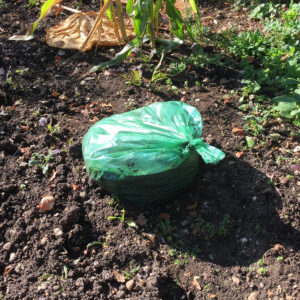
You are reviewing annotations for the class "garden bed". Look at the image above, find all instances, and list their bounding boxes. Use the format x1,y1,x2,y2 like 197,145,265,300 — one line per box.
0,1,300,299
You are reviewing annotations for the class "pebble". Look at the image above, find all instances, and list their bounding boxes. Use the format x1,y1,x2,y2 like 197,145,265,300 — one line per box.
9,252,16,262
293,145,300,152
37,282,48,291
40,236,48,246
58,50,65,56
126,279,135,291
248,291,259,300
232,275,240,285
14,262,24,273
79,191,86,199
240,237,248,244
3,242,12,251
53,227,63,237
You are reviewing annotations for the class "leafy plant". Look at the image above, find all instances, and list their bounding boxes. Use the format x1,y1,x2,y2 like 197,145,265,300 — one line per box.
24,0,201,69
123,69,143,86
28,152,53,175
272,94,300,120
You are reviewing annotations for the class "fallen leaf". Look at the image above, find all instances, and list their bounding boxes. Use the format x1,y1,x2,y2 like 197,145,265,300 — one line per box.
37,194,55,212
232,127,244,136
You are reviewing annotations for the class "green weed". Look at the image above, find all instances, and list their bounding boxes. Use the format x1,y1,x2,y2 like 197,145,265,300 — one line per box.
28,151,53,175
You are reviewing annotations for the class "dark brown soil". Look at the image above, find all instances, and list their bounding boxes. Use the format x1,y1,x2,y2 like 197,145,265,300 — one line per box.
1,1,300,300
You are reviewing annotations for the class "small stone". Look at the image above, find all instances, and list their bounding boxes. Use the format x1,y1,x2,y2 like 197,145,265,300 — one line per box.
75,277,85,288
40,236,48,246
53,227,63,237
37,282,48,291
240,237,248,244
293,145,300,152
115,290,125,299
9,252,16,262
58,50,65,56
38,117,48,127
79,191,86,198
37,195,55,212
14,263,24,273
248,291,259,300
53,285,60,291
126,279,135,291
3,242,12,251
232,275,240,285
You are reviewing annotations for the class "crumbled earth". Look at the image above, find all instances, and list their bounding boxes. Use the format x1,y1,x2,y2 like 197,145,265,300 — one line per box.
1,1,300,300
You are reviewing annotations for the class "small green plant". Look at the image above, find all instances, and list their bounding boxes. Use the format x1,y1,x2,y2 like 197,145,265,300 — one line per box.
107,208,126,222
28,152,53,175
123,263,140,280
257,266,268,276
123,69,143,86
27,0,41,7
47,123,61,135
256,258,268,276
107,209,137,228
27,0,201,71
276,256,284,262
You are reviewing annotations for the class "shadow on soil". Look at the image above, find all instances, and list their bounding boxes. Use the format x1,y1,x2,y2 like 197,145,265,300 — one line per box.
123,154,300,267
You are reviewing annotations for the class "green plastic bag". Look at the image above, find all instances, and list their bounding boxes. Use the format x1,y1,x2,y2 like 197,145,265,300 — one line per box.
82,101,225,205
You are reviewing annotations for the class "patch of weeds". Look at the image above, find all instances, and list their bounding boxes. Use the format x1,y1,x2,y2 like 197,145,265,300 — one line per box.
0,0,7,8
47,123,61,135
107,209,137,228
151,70,169,84
39,273,53,281
168,249,190,266
257,266,268,276
27,0,41,8
157,219,173,242
211,2,300,124
167,61,187,76
193,214,233,240
123,70,143,86
249,3,281,20
276,256,284,262
107,208,126,222
256,258,268,276
28,151,53,175
123,263,140,280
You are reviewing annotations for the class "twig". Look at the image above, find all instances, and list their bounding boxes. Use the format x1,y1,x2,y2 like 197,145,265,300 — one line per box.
55,4,82,14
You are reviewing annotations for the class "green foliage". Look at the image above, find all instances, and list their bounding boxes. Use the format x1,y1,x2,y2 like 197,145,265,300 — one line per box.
249,3,280,20
273,94,300,120
217,2,300,124
28,152,53,175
